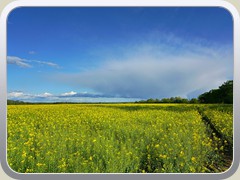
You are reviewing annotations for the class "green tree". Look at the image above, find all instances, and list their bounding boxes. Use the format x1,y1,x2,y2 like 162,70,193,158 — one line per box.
189,98,198,104
198,80,233,104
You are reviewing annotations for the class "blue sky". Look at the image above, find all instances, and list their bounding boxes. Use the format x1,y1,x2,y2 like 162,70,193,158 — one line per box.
7,7,233,102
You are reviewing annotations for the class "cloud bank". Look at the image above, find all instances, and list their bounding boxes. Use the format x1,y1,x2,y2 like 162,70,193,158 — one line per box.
53,36,233,99
7,91,139,102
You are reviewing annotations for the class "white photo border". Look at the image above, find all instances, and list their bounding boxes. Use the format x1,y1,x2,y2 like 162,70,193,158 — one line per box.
0,0,239,179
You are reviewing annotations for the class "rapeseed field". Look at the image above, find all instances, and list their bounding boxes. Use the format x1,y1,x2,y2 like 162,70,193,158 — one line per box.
7,104,233,173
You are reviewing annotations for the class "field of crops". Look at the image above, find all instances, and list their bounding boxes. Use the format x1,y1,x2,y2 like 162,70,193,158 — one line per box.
7,104,233,173
200,105,233,145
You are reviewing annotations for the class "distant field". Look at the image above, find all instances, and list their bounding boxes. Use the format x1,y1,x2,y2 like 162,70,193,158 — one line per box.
7,104,233,173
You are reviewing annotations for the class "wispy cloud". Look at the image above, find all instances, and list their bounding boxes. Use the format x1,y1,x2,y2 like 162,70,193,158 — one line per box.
28,51,36,54
7,56,60,68
52,33,233,99
31,60,59,68
7,56,32,68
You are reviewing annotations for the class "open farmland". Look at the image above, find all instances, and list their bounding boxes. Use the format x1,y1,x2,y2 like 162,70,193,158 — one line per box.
7,104,233,173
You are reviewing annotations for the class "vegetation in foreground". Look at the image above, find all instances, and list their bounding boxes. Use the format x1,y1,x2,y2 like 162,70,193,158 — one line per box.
7,104,233,173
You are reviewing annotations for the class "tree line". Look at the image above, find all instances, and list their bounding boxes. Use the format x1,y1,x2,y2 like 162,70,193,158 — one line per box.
135,80,233,104
7,100,29,105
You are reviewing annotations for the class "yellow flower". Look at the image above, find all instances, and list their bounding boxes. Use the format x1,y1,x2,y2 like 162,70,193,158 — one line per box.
179,151,184,157
159,154,167,159
191,157,196,162
22,151,27,158
36,163,44,167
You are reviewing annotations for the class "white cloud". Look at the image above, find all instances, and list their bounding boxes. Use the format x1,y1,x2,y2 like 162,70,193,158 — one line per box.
8,91,53,100
38,92,53,97
7,56,32,68
53,35,233,99
8,91,24,98
7,56,59,68
61,91,77,96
